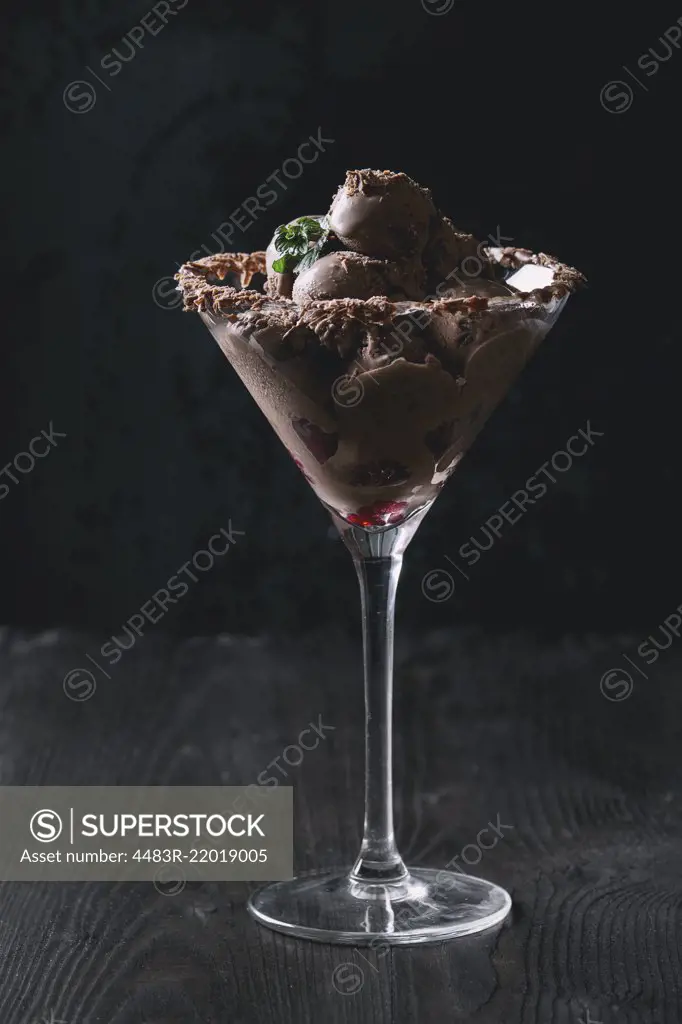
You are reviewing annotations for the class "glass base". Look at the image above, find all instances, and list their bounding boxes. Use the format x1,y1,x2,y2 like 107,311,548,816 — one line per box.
248,868,511,945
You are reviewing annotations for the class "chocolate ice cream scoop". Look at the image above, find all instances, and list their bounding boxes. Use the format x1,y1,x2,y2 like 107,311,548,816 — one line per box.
328,169,435,260
442,278,514,299
176,167,586,529
292,251,426,304
422,216,491,290
265,236,294,298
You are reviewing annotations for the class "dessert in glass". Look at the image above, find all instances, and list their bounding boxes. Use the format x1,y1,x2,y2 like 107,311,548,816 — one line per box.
176,169,585,944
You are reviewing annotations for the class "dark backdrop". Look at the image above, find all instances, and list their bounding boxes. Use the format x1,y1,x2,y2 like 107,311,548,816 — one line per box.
1,0,680,635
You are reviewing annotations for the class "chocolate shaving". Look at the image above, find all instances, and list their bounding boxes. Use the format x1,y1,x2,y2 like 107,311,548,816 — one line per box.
342,168,433,202
176,252,267,311
483,245,586,291
176,235,585,364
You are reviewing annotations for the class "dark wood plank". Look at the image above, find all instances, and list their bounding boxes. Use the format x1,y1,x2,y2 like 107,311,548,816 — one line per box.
0,628,680,1023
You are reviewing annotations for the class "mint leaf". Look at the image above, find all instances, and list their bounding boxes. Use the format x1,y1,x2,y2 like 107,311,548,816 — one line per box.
295,231,335,274
297,216,325,235
295,248,320,274
272,254,300,274
270,216,336,276
275,217,323,253
272,216,324,264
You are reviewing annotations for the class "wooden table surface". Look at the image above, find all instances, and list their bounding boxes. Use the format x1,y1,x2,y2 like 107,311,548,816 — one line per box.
0,627,680,1024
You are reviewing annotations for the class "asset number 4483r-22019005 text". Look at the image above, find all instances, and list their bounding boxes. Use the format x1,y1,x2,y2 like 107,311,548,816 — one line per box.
132,849,268,863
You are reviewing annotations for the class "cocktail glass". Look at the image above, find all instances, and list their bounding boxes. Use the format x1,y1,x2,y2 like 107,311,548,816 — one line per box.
176,244,583,944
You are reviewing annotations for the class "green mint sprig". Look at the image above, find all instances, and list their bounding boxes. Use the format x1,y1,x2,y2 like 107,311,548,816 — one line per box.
272,216,333,275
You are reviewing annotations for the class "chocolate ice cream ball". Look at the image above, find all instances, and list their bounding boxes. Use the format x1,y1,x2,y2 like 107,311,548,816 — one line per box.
446,314,549,461
442,278,514,299
328,169,435,260
292,251,426,304
265,236,294,298
423,215,486,289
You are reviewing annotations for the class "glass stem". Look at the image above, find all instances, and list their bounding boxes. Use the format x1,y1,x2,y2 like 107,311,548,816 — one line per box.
350,552,408,884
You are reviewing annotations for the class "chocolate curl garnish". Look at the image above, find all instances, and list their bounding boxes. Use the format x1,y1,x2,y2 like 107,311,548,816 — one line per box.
184,251,266,287
176,252,268,312
176,247,585,317
483,246,587,290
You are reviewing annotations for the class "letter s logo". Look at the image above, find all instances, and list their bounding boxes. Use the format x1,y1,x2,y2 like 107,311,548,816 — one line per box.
30,809,63,842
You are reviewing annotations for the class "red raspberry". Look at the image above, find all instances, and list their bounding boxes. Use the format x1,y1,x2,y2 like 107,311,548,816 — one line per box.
346,501,408,528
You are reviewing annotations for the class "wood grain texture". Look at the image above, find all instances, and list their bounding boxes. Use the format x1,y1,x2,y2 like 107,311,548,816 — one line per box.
0,627,680,1024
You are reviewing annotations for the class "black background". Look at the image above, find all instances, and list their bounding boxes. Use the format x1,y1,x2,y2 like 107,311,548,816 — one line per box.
2,0,680,637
